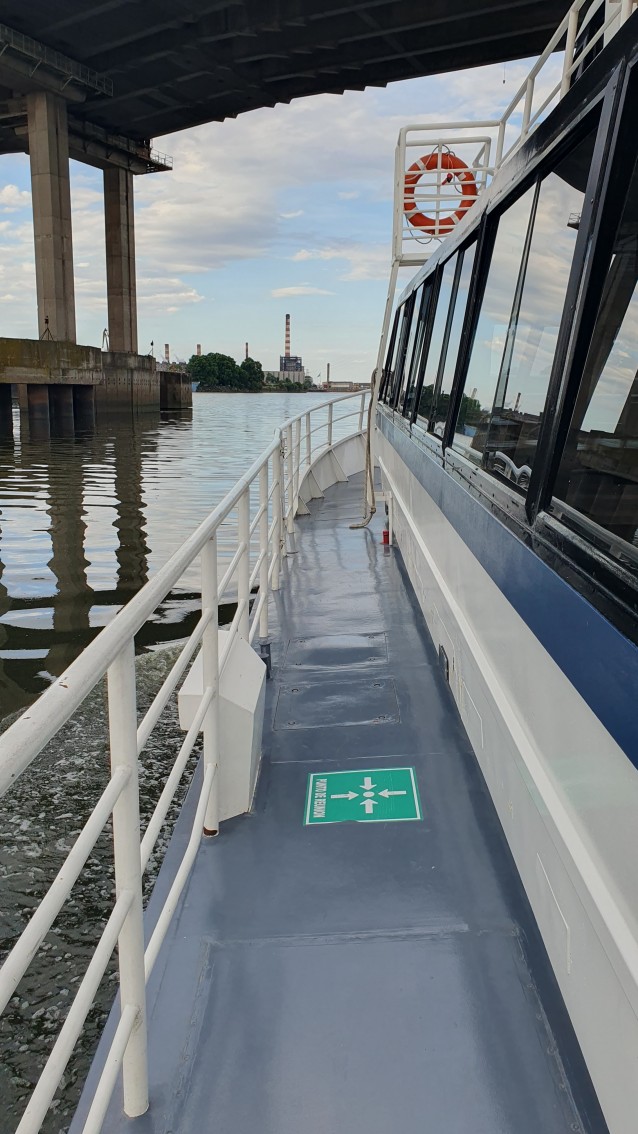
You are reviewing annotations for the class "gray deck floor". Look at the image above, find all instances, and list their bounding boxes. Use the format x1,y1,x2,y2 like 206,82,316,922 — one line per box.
91,474,605,1134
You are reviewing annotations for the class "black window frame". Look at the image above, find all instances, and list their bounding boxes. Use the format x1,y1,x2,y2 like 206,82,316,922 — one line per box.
388,297,414,409
399,280,433,419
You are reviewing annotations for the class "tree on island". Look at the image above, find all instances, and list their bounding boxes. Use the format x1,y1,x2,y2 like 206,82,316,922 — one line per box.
239,356,264,390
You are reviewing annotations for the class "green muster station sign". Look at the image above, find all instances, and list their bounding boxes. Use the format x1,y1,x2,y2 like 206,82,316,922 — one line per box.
304,767,421,825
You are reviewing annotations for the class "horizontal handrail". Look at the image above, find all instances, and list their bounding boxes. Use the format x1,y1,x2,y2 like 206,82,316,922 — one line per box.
0,388,369,1134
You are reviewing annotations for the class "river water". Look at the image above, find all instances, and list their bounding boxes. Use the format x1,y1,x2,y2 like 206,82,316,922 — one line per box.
0,391,356,1132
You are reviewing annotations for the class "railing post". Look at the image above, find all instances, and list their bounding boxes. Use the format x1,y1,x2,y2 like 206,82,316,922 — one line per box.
272,442,283,584
495,119,506,166
293,418,301,510
327,401,333,448
107,640,148,1119
259,462,269,639
620,0,633,24
285,423,295,535
201,536,219,836
561,8,579,97
358,392,365,433
305,411,311,468
238,487,250,639
521,77,534,137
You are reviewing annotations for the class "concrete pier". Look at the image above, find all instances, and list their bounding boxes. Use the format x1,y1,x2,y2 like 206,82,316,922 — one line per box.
26,92,76,343
104,169,138,354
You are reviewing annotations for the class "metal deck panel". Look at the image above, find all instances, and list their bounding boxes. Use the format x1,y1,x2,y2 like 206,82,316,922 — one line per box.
81,474,605,1134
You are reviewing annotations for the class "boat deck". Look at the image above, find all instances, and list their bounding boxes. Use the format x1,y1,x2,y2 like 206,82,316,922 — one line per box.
84,473,604,1134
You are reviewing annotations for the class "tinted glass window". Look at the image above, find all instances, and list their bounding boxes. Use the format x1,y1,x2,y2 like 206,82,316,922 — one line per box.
394,288,422,408
453,122,597,486
555,158,638,553
382,304,408,405
451,186,536,463
416,254,458,428
380,310,400,402
402,283,432,418
431,243,476,435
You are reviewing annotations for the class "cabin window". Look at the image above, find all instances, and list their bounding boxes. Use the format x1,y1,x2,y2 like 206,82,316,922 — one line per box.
415,253,459,429
452,124,597,488
379,309,400,403
402,283,433,418
450,186,536,463
394,287,423,410
382,304,409,405
431,242,476,436
554,155,638,556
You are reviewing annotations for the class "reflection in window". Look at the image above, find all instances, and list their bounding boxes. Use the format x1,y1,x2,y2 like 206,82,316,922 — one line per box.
416,254,458,428
556,160,638,552
431,243,476,435
402,284,432,418
451,186,536,464
382,305,407,405
394,288,421,409
454,122,597,490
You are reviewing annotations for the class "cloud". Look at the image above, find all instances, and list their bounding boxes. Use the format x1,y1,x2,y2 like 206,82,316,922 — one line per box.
280,210,304,218
271,285,334,297
0,184,31,210
338,191,360,200
292,242,389,280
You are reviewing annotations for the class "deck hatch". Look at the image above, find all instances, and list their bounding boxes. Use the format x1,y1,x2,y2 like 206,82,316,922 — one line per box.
283,632,388,670
274,677,399,729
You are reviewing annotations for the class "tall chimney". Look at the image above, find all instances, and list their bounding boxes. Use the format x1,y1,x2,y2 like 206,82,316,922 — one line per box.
326,362,331,388
245,341,249,360
196,343,202,356
164,343,170,363
285,313,291,358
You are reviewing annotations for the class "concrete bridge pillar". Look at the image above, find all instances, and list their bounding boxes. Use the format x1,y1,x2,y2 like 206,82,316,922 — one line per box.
104,168,138,353
26,384,51,440
73,385,96,430
49,384,75,436
0,386,13,438
26,91,76,343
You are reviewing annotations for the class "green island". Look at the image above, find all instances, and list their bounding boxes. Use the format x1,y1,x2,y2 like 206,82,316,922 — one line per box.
187,352,314,392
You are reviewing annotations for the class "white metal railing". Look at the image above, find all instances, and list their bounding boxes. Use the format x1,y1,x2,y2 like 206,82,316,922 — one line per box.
0,389,368,1134
392,0,637,268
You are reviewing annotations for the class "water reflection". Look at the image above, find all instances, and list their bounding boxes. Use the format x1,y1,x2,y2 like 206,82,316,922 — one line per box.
0,391,348,722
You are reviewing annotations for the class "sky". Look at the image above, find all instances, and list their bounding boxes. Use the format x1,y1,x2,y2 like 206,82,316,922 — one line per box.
0,55,558,385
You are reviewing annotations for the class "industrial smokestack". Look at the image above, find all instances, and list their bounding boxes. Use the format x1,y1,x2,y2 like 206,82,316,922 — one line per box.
326,362,331,388
196,344,202,356
285,314,291,359
245,342,249,360
164,343,170,363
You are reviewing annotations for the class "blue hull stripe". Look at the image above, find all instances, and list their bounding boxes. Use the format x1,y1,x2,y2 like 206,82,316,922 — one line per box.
379,413,638,765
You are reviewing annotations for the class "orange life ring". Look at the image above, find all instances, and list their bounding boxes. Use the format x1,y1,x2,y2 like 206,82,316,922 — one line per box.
403,152,478,236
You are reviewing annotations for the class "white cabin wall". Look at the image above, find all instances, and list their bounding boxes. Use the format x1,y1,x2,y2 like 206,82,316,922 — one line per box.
377,429,638,1134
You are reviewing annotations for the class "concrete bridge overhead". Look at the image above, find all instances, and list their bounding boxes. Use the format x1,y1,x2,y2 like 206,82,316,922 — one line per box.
0,0,571,434
0,1,571,142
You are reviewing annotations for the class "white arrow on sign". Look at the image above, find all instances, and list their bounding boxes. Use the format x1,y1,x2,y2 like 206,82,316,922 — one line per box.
360,776,376,791
361,798,377,814
378,789,407,798
330,791,358,801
